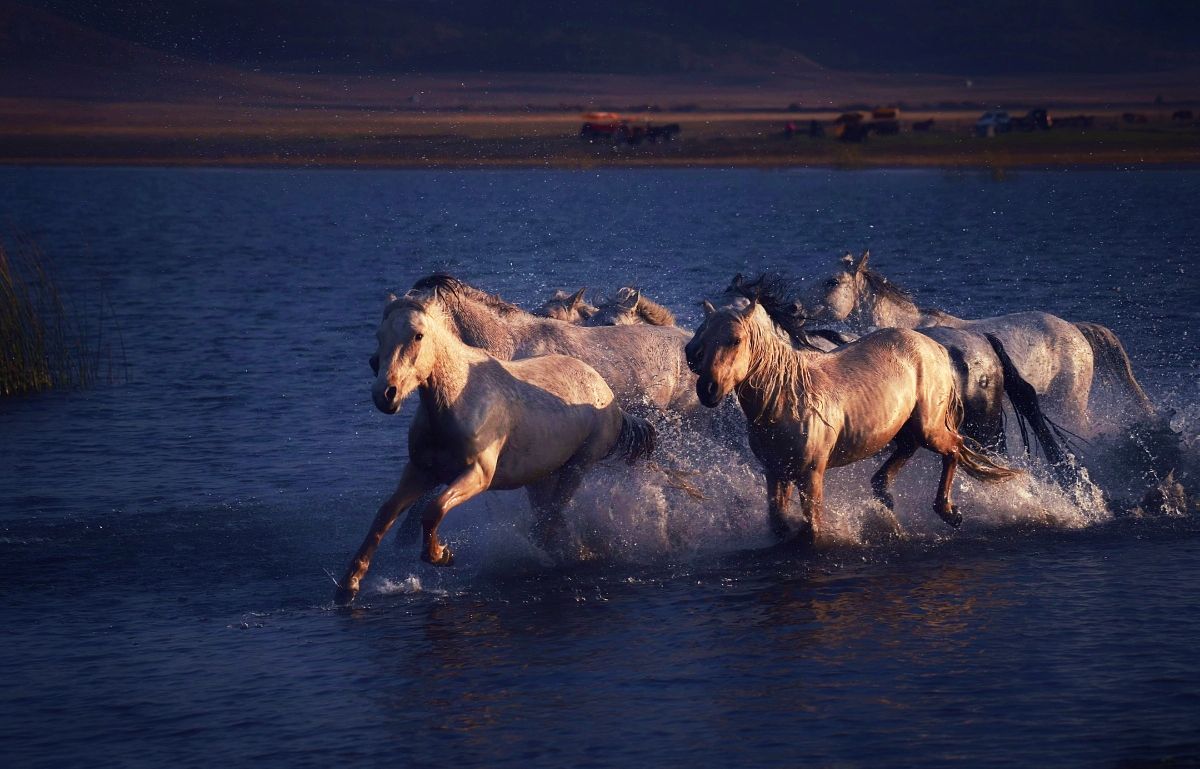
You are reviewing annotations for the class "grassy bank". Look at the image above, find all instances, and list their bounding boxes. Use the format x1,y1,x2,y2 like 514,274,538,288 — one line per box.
2,104,1197,169
0,238,124,396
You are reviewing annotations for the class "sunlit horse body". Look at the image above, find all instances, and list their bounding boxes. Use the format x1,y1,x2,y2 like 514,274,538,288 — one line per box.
686,298,1018,543
803,252,1156,433
335,292,655,604
727,273,1067,465
411,275,695,412
539,286,677,327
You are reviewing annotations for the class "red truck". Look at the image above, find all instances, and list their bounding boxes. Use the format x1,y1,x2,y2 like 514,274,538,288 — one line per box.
579,112,681,144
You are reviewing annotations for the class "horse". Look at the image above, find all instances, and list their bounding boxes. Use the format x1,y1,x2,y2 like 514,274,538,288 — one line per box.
801,251,1156,433
539,286,677,327
535,287,597,322
727,272,1070,469
408,274,696,412
685,298,1019,543
335,291,656,604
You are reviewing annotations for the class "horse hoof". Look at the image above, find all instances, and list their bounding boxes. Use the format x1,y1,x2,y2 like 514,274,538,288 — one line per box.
938,505,963,528
421,547,455,567
334,584,358,606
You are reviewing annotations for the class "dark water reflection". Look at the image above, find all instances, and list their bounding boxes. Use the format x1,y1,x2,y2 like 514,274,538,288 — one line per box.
1,167,1198,767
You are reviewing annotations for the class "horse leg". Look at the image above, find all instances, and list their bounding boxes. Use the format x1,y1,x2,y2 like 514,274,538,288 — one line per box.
527,463,586,558
421,459,495,567
766,471,795,541
337,462,436,604
795,463,827,546
871,434,918,511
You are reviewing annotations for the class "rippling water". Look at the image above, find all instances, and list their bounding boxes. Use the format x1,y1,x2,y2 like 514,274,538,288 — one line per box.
2,167,1198,768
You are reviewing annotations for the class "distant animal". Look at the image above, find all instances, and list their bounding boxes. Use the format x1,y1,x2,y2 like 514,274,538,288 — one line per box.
800,251,1156,434
685,297,1018,544
724,272,1069,469
408,274,696,412
335,291,655,604
541,286,677,327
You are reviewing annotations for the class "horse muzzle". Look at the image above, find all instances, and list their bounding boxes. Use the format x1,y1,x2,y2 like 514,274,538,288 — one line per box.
372,384,402,414
696,375,724,408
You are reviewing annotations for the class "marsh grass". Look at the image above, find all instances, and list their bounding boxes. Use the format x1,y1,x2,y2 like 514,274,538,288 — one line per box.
0,237,126,396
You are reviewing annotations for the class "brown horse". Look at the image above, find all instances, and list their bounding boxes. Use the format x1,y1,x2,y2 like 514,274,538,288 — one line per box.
335,291,655,604
685,298,1018,543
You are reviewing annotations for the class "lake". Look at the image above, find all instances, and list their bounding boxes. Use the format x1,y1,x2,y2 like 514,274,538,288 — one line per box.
1,167,1198,768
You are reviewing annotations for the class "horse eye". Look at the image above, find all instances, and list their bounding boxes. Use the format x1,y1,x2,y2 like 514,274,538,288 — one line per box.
414,333,424,341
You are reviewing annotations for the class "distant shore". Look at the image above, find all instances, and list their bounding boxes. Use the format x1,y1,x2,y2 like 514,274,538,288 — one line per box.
3,104,1198,170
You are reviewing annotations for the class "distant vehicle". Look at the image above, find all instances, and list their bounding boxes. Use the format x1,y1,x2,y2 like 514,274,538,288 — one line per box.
832,112,869,142
975,110,1012,137
1013,108,1052,131
869,106,901,135
579,112,680,144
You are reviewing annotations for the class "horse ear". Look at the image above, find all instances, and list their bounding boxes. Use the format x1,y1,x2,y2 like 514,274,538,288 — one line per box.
387,291,399,304
569,287,587,309
701,299,717,316
727,273,745,291
856,250,870,274
616,287,640,311
841,252,855,268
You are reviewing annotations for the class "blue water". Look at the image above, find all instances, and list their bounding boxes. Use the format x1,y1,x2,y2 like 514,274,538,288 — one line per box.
2,167,1198,768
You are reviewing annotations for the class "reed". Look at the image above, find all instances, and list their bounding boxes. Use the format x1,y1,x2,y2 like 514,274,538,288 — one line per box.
0,237,125,396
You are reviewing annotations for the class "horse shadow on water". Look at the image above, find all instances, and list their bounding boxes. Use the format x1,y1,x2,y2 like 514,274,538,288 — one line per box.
336,267,1195,602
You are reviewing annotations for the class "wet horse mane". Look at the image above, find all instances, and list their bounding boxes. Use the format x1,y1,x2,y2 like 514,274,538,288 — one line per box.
411,273,528,317
736,305,821,424
630,293,675,326
858,268,915,308
727,273,825,350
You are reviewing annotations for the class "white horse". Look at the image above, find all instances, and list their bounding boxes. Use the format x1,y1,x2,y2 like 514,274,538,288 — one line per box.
335,292,655,604
803,251,1156,434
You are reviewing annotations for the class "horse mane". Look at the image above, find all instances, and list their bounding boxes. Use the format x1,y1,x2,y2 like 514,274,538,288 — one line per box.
411,273,527,317
631,294,675,326
739,308,821,424
859,268,915,308
726,273,820,349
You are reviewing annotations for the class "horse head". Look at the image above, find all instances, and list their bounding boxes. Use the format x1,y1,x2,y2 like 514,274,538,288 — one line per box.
535,287,594,322
800,250,870,321
590,287,642,326
686,299,759,407
371,291,446,414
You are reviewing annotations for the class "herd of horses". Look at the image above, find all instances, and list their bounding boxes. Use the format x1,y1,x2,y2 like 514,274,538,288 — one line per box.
334,252,1158,604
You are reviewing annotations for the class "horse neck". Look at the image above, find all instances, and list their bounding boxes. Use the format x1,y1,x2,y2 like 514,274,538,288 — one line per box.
440,295,524,359
419,325,484,412
860,290,922,330
737,324,816,424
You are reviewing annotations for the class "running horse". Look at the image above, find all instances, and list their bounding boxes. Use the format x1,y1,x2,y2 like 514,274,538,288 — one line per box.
685,297,1019,543
335,291,655,604
802,251,1156,433
540,286,678,327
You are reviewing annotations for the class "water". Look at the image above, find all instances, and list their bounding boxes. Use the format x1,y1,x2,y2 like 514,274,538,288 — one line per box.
2,167,1198,768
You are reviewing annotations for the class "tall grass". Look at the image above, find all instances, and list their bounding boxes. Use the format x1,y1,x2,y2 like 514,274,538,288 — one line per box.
0,237,126,396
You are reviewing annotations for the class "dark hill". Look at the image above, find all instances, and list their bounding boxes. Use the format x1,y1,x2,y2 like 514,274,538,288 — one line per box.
14,0,1200,77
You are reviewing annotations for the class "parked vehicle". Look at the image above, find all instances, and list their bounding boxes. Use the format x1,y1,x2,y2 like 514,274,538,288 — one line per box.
975,111,1012,137
579,112,680,144
868,106,901,135
1013,108,1052,131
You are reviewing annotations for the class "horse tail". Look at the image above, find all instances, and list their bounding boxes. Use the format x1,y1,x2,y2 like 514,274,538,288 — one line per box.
612,410,656,464
984,333,1081,489
944,354,1020,484
957,439,1022,483
1074,321,1156,417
